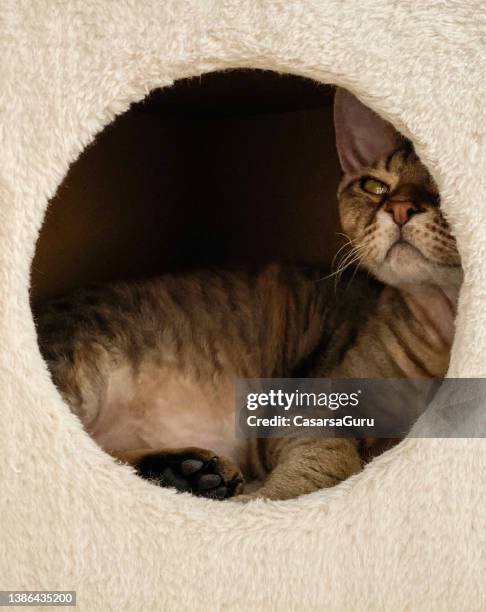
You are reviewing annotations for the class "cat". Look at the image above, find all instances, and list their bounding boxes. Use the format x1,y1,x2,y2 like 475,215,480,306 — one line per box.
35,88,462,501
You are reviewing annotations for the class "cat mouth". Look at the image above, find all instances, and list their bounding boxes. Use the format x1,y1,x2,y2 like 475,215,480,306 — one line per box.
385,239,428,262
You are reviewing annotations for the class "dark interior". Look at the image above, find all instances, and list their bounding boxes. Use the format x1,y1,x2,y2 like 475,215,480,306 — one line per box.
31,70,341,305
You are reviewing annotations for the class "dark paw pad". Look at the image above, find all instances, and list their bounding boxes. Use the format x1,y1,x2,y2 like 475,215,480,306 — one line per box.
135,451,243,500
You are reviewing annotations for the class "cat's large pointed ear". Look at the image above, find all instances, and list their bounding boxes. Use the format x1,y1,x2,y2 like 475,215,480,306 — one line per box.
334,88,401,174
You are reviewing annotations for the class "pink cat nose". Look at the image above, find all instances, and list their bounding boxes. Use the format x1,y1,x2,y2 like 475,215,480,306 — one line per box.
385,199,421,226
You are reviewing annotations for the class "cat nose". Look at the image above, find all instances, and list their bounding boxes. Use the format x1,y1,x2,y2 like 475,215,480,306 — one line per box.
385,198,422,226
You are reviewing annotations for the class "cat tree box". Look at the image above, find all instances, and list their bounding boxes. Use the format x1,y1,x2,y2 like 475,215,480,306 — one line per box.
0,2,485,611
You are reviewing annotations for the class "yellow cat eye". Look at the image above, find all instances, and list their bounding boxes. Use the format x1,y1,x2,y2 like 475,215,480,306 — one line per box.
361,177,390,196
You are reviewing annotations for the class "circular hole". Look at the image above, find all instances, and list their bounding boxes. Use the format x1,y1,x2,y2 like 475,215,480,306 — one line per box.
31,70,461,500
31,70,340,303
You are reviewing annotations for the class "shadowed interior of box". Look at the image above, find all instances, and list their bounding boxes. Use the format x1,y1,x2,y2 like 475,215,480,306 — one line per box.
31,70,342,305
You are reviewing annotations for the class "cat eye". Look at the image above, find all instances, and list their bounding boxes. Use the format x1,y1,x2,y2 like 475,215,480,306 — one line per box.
360,177,390,196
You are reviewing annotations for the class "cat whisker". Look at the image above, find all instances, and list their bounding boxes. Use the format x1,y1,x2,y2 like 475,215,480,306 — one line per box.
345,252,368,291
330,239,355,272
319,248,360,283
320,239,371,290
335,252,367,291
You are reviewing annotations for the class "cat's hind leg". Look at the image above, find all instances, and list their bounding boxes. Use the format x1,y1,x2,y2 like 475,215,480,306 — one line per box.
111,447,244,500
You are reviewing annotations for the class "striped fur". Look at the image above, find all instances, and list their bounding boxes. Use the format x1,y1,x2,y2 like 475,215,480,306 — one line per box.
35,141,462,501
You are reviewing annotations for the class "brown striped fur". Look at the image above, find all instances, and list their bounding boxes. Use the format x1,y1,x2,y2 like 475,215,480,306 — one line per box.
34,89,462,500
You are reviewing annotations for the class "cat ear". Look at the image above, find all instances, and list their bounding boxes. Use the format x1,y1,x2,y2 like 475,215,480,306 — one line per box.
334,87,401,174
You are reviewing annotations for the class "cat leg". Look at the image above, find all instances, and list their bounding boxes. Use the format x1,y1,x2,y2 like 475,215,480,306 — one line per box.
111,447,244,500
237,437,361,501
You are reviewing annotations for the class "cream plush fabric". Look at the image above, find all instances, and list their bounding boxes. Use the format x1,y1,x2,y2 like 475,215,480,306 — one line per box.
0,1,485,610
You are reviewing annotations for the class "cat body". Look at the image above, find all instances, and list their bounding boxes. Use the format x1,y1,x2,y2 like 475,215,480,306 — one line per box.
35,89,461,500
38,267,380,482
36,269,457,500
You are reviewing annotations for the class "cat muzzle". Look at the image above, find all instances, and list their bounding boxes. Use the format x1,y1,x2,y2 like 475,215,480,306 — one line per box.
384,198,423,226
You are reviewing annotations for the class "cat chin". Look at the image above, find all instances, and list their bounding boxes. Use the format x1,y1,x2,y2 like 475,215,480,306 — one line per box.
369,250,463,290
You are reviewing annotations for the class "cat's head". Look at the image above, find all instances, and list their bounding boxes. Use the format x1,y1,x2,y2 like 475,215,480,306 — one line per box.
334,88,462,289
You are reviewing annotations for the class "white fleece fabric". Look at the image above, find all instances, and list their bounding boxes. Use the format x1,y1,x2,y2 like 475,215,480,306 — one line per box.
0,1,485,610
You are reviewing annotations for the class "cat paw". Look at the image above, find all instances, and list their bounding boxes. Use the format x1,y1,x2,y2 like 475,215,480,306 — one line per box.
133,448,244,500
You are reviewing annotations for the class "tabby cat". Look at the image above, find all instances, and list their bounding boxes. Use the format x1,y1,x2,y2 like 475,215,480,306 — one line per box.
35,88,462,501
